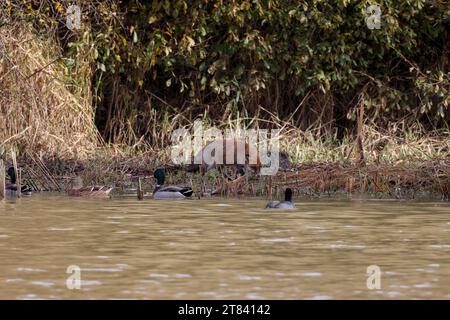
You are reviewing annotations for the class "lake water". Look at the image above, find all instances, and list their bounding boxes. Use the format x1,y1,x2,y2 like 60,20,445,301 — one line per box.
0,195,449,299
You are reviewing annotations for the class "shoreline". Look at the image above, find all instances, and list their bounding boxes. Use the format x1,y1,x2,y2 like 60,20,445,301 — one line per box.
8,156,450,201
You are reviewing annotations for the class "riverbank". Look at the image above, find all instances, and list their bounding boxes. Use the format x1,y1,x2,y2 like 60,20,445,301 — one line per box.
2,116,449,200
8,150,449,200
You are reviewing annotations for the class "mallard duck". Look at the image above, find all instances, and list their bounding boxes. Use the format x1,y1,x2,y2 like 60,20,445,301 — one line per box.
153,168,193,199
67,176,113,198
265,188,295,209
5,167,33,196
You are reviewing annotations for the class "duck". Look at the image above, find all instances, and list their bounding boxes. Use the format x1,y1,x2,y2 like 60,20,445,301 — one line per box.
153,168,193,199
5,167,33,196
265,188,295,209
67,176,113,198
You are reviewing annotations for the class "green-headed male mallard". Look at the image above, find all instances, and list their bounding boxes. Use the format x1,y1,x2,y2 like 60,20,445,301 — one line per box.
6,167,33,196
265,188,295,209
153,168,193,199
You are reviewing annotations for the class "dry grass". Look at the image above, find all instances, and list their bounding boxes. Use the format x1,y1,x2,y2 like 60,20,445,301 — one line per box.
270,161,450,199
147,115,450,167
284,123,450,165
0,22,100,159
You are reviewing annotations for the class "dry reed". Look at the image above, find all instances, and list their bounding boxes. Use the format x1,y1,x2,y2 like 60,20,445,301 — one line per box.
0,22,100,159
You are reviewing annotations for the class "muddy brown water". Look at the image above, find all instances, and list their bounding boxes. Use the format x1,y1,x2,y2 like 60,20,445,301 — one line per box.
0,194,449,299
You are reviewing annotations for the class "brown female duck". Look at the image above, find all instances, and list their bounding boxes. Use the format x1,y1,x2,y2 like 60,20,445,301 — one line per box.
67,176,113,198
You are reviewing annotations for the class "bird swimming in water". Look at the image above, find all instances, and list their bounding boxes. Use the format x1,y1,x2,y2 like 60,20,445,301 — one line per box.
265,188,295,209
153,168,193,199
66,176,113,198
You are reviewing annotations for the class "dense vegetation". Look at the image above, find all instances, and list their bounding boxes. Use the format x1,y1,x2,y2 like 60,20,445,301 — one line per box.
1,0,449,150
